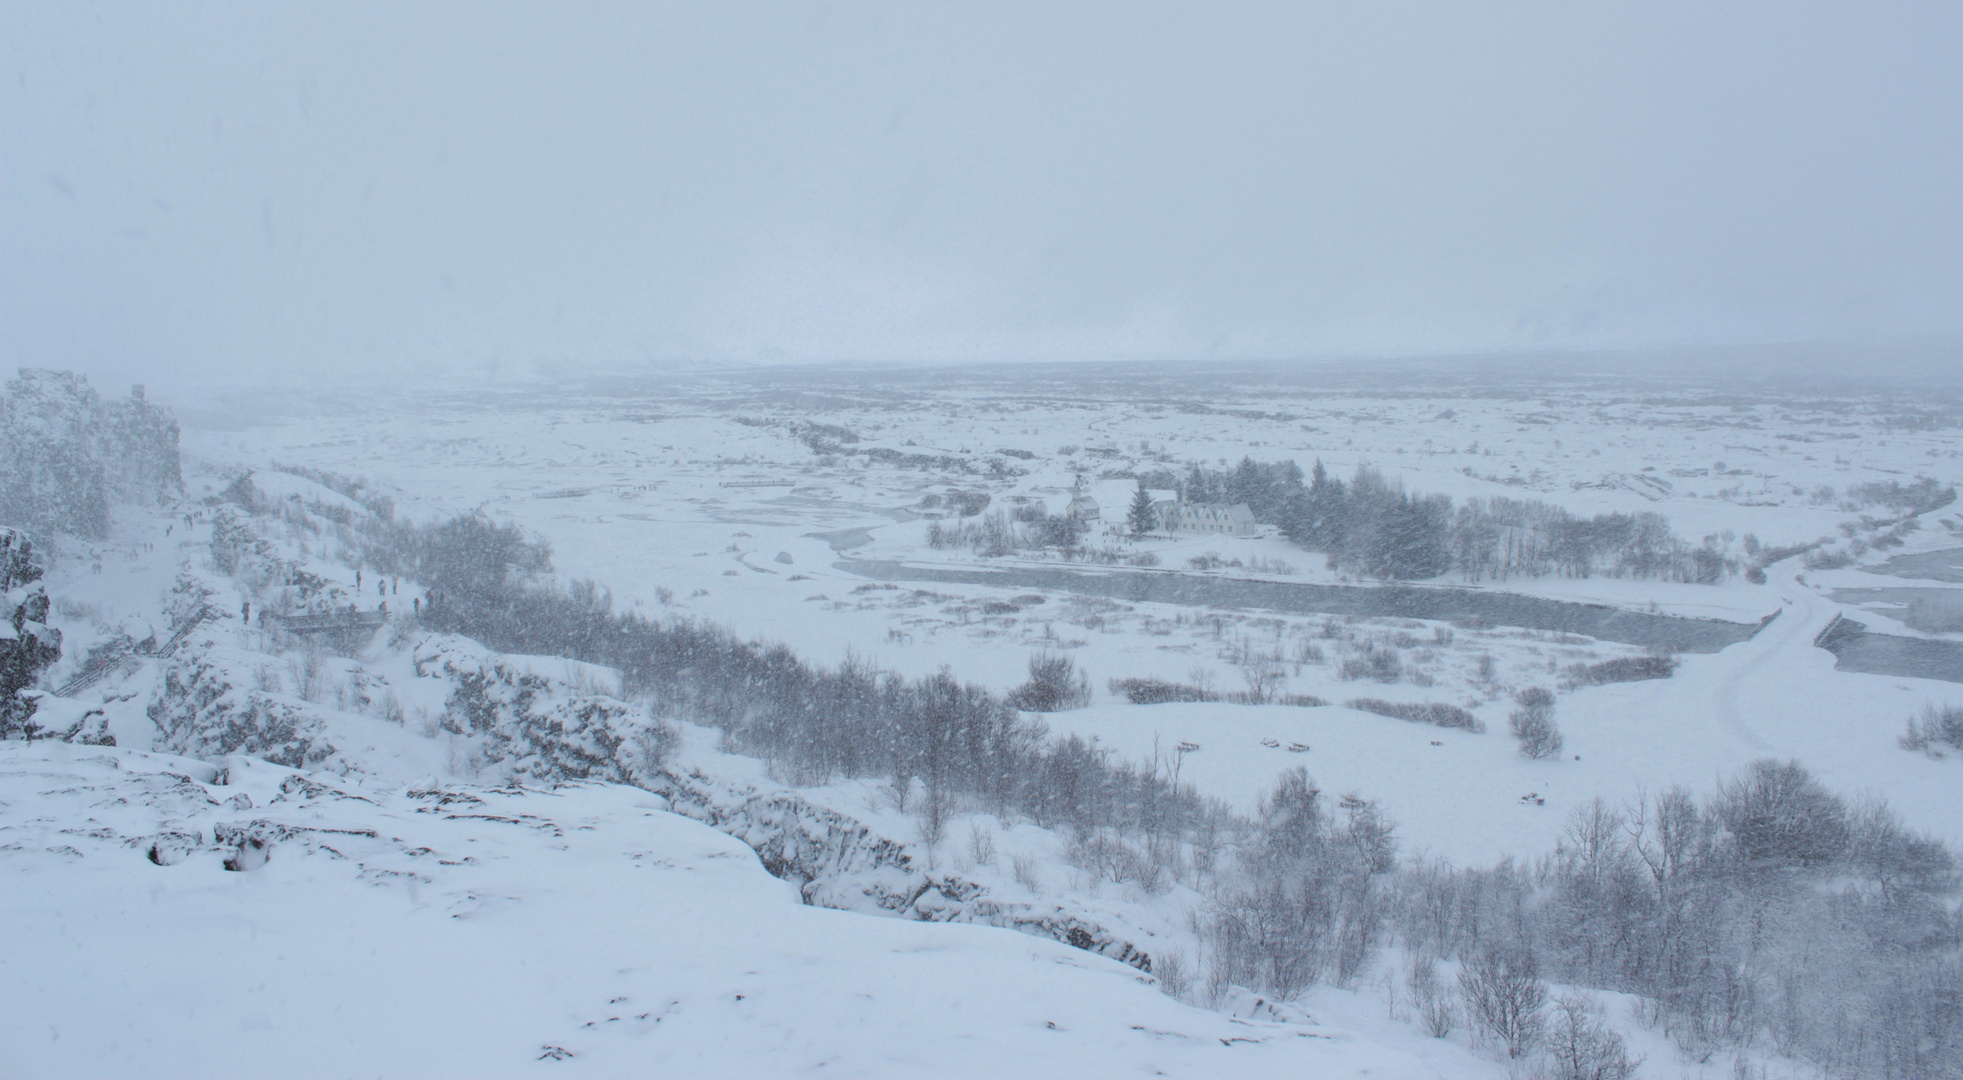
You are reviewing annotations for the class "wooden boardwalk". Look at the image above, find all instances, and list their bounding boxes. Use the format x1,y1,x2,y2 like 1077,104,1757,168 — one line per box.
264,610,389,636
54,606,215,697
53,606,394,700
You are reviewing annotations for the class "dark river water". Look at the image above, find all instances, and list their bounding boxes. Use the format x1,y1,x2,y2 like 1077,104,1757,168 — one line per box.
1816,616,1963,683
1870,547,1963,584
839,560,1963,683
837,560,1767,652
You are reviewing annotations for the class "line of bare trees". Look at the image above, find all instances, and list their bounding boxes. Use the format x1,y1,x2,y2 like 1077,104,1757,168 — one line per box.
293,488,1957,1077
364,513,1224,856
1390,762,1959,1077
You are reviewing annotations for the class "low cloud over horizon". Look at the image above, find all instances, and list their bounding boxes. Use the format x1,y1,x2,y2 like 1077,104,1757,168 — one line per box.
5,2,1962,385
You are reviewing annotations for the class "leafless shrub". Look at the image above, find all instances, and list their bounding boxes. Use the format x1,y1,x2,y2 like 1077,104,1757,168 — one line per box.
1347,698,1484,732
1542,994,1641,1080
1899,703,1963,757
253,664,284,694
1804,546,1854,570
1008,651,1091,711
1011,853,1043,894
1155,950,1191,1001
1339,644,1403,682
293,645,326,702
1561,655,1675,688
1110,677,1218,704
968,822,997,866
1406,956,1457,1038
1237,660,1285,703
1069,831,1167,893
1458,947,1546,1058
1509,686,1562,758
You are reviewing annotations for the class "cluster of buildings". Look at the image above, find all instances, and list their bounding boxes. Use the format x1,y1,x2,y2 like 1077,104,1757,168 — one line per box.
1061,482,1259,537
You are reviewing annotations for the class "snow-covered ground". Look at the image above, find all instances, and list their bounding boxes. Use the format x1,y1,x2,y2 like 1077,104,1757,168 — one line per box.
168,368,1963,856
11,364,1959,1078
1043,559,1963,862
4,491,1522,1078
4,740,1454,1079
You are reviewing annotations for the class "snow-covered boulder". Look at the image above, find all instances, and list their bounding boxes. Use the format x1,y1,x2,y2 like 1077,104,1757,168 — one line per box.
413,635,670,786
0,583,62,739
655,765,1156,972
13,692,112,744
149,645,340,768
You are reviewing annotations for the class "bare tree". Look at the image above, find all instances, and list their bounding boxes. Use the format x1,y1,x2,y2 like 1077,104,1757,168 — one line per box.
1407,955,1457,1038
1007,651,1091,711
1509,686,1562,758
1543,994,1641,1080
1459,947,1547,1058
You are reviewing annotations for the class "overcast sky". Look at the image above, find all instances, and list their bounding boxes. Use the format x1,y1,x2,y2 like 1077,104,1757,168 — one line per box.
4,2,1961,384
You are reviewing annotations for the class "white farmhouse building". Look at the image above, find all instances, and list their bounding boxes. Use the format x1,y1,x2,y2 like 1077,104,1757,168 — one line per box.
1156,500,1258,536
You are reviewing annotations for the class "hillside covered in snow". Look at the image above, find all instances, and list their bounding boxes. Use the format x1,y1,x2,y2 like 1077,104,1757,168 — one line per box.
6,368,1962,1079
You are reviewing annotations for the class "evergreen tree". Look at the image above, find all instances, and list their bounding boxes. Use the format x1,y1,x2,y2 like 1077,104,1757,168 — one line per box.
1231,456,1264,508
1127,482,1156,536
1182,463,1211,504
1299,460,1347,550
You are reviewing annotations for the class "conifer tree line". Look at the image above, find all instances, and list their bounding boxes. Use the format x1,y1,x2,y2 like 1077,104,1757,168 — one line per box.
1173,458,1742,582
0,369,181,540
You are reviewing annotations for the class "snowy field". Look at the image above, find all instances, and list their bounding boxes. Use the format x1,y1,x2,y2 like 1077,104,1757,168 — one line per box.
11,361,1961,1079
171,363,1963,858
3,740,1455,1079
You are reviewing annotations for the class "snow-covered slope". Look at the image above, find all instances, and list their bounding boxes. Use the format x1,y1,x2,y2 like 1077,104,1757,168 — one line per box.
17,368,1953,1079
0,741,1439,1079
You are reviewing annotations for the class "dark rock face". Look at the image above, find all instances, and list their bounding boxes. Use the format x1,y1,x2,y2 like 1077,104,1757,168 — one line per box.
0,370,181,541
149,649,341,769
656,769,1152,973
0,529,61,740
415,637,670,786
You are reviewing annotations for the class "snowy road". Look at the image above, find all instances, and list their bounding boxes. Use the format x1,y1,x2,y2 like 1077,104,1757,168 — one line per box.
1704,557,1836,752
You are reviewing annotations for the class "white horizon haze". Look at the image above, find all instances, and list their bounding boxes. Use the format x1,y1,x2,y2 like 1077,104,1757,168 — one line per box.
4,2,1961,388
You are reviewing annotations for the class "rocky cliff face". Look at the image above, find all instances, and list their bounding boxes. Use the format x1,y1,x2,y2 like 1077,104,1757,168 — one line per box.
652,766,1153,973
148,630,1155,974
413,636,671,787
149,646,341,769
0,528,62,740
